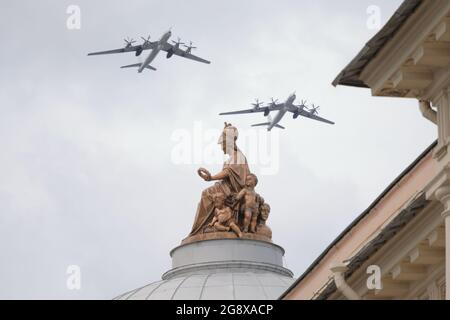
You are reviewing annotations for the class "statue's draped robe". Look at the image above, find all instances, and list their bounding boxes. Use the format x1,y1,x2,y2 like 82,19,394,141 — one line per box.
189,149,250,236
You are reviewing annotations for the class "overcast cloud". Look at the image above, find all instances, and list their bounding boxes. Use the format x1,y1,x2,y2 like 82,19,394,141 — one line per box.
0,0,436,299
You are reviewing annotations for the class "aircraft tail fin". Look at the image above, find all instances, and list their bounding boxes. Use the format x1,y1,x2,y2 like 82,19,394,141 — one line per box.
120,63,157,71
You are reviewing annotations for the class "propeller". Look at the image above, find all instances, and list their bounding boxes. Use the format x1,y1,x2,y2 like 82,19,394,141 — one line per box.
251,99,264,109
141,35,151,45
182,41,197,53
124,37,136,48
270,97,278,105
292,104,304,113
171,37,185,47
293,100,309,119
309,104,320,115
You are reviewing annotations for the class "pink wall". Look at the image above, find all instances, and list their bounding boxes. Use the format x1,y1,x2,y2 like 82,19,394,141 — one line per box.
284,149,438,299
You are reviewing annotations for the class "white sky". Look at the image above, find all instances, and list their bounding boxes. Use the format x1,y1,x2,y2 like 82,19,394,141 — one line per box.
0,0,437,299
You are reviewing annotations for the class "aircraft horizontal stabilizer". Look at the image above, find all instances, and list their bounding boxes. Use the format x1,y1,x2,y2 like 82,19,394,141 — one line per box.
120,63,141,69
251,122,270,127
274,124,285,129
120,63,156,71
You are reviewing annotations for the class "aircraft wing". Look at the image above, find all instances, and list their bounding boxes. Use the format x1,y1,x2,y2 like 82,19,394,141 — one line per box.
88,42,157,56
219,104,283,115
163,43,211,64
296,109,335,125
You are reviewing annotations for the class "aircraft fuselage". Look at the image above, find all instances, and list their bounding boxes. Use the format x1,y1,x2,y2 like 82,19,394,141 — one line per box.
267,93,296,131
138,30,172,73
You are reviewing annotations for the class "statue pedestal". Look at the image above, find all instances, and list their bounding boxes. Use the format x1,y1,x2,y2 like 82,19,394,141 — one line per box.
162,238,293,280
181,231,272,245
116,238,294,300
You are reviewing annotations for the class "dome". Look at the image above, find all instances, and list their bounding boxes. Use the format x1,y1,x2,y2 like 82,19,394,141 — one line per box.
115,271,294,300
115,238,295,300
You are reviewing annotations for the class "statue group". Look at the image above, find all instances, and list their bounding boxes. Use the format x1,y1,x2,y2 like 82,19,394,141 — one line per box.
184,123,272,244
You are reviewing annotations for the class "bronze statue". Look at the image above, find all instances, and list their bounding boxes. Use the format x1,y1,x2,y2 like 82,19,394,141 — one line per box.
235,173,258,233
256,202,272,239
190,123,250,236
185,123,272,243
208,192,242,237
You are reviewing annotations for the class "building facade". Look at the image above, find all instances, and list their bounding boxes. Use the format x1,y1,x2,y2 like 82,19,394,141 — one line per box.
282,0,450,300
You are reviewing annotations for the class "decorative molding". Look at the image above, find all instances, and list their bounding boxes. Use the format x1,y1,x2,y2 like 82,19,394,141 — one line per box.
361,0,450,95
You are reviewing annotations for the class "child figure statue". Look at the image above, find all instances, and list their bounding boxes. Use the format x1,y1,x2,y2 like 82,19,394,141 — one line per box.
235,173,259,233
209,192,242,238
257,202,272,239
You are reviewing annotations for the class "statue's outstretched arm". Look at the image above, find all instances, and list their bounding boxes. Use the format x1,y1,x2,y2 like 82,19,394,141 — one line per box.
197,167,229,181
210,169,229,181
